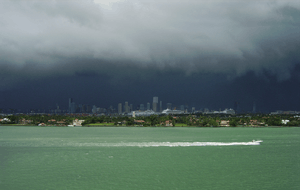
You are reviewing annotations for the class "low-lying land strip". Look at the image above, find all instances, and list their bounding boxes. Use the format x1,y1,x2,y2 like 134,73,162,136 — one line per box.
1,113,300,127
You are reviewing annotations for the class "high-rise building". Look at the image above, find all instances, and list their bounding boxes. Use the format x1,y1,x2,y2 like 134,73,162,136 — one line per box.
55,104,61,114
82,104,86,113
234,101,239,113
160,101,162,112
69,98,72,113
69,98,76,113
130,104,133,112
118,103,122,114
167,103,172,110
153,103,157,112
147,102,150,110
153,96,158,112
78,104,83,113
125,102,129,113
180,105,184,111
253,101,256,113
140,104,144,111
86,105,91,113
92,105,97,114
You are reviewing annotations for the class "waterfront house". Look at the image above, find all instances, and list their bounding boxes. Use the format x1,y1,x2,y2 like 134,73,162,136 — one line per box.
220,120,230,127
19,118,33,125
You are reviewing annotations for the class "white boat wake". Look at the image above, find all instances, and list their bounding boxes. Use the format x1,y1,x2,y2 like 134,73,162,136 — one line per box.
1,140,263,147
72,140,263,147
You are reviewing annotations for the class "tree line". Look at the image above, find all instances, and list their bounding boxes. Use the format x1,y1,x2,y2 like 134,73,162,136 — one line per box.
1,113,300,127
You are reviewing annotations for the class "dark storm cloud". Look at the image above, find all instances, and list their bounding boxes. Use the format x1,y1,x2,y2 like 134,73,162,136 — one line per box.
1,0,300,89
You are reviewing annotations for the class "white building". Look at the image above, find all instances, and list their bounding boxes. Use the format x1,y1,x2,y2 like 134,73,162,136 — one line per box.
161,109,184,115
212,108,235,115
281,120,290,125
128,110,157,117
70,119,85,126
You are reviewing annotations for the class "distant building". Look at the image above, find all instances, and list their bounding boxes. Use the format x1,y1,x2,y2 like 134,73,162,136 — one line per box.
125,102,129,113
69,98,72,113
160,101,162,112
252,102,256,113
71,119,85,126
220,120,230,127
55,104,61,114
234,101,239,114
167,103,172,110
86,105,91,113
212,108,235,115
130,104,133,112
147,102,150,110
153,96,158,112
140,104,144,111
92,105,97,114
69,98,76,113
82,104,86,113
71,102,76,113
161,109,184,115
271,110,298,115
128,110,157,117
78,104,83,113
0,118,11,123
282,120,290,125
118,103,122,114
180,105,184,111
192,107,195,113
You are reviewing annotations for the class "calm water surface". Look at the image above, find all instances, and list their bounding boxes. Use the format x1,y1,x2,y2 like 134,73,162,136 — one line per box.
1,126,299,190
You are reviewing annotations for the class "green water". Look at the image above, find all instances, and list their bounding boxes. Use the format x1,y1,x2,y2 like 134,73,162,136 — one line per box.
1,126,299,190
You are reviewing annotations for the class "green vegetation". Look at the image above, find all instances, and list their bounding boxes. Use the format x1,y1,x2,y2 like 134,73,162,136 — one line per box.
1,113,300,127
175,123,188,127
88,123,115,126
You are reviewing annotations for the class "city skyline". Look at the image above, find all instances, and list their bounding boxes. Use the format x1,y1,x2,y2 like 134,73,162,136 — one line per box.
1,95,298,115
0,1,300,113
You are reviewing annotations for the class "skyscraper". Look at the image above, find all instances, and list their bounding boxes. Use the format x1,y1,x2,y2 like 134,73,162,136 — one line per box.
192,107,195,113
153,96,158,112
82,104,86,113
147,102,150,110
92,105,97,114
167,103,172,110
78,104,83,113
253,101,256,113
69,98,76,113
180,105,184,111
234,101,239,114
118,103,122,114
69,98,72,113
160,101,162,112
140,104,144,111
125,101,129,113
86,105,91,113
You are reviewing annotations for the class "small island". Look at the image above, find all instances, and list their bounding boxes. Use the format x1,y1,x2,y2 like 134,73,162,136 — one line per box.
1,113,299,127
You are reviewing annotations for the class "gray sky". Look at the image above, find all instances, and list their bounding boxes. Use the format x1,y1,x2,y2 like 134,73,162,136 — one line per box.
1,0,300,112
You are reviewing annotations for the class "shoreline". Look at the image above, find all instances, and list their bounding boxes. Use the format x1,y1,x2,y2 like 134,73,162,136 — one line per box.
0,124,296,128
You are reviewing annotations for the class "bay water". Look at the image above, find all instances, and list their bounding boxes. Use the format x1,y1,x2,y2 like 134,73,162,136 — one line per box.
1,126,299,190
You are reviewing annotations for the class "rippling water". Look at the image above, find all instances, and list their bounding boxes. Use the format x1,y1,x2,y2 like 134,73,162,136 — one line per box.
1,126,299,190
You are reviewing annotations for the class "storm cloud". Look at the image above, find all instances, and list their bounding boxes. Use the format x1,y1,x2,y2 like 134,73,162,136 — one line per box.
1,1,300,112
1,0,300,85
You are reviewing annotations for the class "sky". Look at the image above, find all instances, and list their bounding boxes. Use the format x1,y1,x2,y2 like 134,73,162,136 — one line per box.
1,0,300,113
